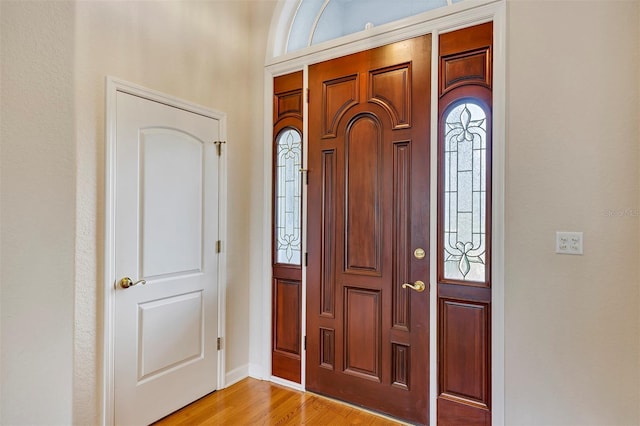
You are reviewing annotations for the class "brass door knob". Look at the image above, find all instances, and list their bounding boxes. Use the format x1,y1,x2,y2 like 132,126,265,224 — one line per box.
402,280,426,292
119,277,146,289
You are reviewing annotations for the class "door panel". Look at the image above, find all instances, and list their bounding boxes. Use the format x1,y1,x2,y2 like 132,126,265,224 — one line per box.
114,91,219,425
439,298,489,402
273,279,301,355
307,35,431,425
345,115,382,273
138,291,203,380
344,287,381,380
140,129,203,277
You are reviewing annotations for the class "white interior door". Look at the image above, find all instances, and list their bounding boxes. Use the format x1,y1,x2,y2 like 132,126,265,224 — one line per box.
114,91,220,425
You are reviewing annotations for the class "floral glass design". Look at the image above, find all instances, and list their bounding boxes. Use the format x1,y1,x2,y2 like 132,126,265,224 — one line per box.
443,102,487,281
275,128,303,265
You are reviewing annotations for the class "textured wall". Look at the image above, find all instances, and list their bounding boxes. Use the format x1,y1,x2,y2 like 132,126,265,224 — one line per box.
506,1,640,424
247,0,279,380
0,1,76,424
0,0,275,423
73,1,274,423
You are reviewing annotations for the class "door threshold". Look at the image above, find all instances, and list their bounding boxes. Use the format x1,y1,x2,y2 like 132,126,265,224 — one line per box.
306,390,416,426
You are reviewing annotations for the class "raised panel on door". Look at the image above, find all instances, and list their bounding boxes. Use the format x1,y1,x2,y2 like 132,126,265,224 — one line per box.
272,278,302,383
343,287,382,381
344,114,382,274
140,129,204,277
439,297,490,406
307,35,431,425
137,291,204,381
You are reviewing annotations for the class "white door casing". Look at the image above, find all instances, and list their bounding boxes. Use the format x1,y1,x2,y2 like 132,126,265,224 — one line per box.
104,79,227,425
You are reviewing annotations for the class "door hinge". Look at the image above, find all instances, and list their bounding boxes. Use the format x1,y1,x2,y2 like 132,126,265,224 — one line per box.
216,240,222,253
304,252,308,267
303,336,307,350
306,88,309,103
217,337,222,350
214,140,226,156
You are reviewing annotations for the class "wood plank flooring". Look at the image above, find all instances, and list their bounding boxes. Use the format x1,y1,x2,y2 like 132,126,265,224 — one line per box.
153,378,406,425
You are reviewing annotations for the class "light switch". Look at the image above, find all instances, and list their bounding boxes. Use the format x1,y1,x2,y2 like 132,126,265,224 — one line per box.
556,231,583,255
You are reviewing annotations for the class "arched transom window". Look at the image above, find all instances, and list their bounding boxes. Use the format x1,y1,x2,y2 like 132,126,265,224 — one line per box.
286,0,467,53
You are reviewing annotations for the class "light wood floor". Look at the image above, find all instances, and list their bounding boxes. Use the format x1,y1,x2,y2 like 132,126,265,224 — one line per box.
153,378,406,425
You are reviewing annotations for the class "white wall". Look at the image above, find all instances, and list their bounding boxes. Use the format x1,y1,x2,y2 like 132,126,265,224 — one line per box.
506,1,639,424
247,0,279,380
73,1,275,423
0,1,76,424
2,0,276,424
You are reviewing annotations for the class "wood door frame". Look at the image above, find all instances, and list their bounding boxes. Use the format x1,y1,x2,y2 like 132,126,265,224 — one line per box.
262,1,506,424
102,77,229,426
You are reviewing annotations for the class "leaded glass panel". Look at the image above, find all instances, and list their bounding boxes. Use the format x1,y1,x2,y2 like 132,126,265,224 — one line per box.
443,102,487,281
275,128,303,265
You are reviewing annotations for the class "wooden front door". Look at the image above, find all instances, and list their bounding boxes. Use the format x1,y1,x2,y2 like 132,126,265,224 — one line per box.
306,35,431,425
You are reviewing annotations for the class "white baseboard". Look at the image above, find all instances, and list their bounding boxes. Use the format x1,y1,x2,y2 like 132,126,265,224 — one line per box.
224,364,249,388
269,376,304,391
248,362,269,380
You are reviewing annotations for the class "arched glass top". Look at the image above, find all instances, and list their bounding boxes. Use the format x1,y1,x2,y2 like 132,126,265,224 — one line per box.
287,0,465,53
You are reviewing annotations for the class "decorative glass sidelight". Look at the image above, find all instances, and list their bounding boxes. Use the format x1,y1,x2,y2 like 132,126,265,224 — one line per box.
275,128,303,265
443,102,487,281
